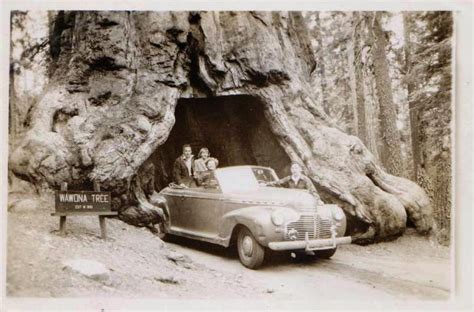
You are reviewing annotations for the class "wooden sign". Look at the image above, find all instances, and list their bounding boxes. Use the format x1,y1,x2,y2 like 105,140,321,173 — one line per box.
55,191,111,212
52,182,117,239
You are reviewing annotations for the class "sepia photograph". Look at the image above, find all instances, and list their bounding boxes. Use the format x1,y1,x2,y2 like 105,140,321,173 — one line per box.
1,1,472,311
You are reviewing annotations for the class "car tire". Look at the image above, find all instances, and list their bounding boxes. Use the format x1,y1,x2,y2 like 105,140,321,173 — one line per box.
237,227,265,269
314,247,337,259
156,221,169,241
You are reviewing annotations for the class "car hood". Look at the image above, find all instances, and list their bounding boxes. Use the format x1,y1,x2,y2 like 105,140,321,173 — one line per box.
224,186,318,211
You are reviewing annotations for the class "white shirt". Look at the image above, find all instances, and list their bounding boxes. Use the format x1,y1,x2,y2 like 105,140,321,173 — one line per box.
184,157,193,176
291,174,301,185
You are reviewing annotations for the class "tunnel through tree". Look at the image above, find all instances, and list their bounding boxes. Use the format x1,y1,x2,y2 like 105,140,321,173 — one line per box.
151,95,291,190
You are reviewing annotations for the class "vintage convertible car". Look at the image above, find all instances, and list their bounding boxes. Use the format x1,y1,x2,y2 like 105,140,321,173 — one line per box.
157,165,351,269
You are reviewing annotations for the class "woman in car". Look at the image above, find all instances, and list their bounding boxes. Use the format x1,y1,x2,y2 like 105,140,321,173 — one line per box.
196,158,219,188
194,147,218,182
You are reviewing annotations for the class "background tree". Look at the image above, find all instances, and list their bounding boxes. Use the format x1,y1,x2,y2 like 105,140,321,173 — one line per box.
9,11,50,141
404,11,453,244
403,12,418,180
369,12,405,177
348,12,368,145
304,11,452,244
306,11,355,134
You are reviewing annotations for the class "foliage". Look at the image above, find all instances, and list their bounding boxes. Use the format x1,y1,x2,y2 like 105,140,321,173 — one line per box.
305,12,355,133
9,11,51,138
304,11,452,243
406,12,452,111
405,12,453,244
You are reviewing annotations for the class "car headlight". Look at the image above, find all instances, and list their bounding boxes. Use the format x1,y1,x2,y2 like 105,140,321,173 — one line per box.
271,211,285,226
332,208,345,221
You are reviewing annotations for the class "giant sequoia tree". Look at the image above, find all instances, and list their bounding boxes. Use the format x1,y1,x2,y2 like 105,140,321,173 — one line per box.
9,11,434,243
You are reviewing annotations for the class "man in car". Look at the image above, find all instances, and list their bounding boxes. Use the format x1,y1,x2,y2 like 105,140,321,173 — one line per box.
267,163,323,204
173,144,195,188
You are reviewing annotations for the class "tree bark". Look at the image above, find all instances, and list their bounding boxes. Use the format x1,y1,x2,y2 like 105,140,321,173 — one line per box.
362,49,382,162
403,12,419,182
313,12,329,115
9,11,433,243
415,12,453,244
348,12,368,145
9,63,17,139
370,12,404,177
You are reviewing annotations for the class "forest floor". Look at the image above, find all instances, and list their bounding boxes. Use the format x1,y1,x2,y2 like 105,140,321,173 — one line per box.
6,193,451,304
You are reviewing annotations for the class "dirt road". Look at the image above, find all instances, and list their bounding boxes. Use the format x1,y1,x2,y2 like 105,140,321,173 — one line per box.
163,229,451,301
6,195,451,302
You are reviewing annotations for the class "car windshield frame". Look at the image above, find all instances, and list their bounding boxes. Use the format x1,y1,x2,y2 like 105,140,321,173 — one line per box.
214,166,278,193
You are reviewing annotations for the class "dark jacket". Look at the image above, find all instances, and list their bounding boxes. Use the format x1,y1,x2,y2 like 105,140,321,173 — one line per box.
196,170,218,188
173,155,195,187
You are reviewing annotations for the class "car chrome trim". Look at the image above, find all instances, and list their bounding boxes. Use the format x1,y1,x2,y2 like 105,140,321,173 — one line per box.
267,236,352,251
177,194,223,200
224,200,286,205
285,214,332,240
169,227,227,246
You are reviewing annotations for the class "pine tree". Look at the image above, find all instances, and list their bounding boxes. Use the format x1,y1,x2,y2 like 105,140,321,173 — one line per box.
406,11,453,244
348,12,368,145
369,12,404,176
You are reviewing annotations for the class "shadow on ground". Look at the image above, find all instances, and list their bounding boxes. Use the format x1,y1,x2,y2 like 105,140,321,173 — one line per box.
164,234,329,269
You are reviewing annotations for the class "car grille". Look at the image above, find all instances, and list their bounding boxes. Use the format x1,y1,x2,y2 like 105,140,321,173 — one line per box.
285,214,332,240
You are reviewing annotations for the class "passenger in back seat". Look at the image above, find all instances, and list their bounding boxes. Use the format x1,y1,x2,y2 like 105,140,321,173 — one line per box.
196,158,219,188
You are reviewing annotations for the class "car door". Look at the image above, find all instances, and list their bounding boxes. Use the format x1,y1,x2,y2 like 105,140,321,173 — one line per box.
179,188,224,239
162,188,188,230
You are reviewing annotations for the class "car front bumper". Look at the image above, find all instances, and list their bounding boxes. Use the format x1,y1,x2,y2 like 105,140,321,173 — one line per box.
267,235,352,251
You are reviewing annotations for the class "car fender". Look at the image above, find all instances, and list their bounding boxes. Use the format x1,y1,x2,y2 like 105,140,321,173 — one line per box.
219,206,297,247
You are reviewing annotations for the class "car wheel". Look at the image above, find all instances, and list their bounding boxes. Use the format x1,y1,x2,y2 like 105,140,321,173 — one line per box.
314,247,337,259
237,227,265,269
156,221,169,241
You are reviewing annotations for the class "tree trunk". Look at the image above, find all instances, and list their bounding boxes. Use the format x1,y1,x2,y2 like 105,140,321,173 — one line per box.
9,11,51,140
415,12,453,244
403,12,419,182
370,12,404,177
362,52,382,162
9,63,17,139
348,12,368,145
9,11,23,140
9,11,433,243
313,12,329,115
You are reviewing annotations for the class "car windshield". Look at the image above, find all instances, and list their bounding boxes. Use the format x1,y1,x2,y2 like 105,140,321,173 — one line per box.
215,167,278,193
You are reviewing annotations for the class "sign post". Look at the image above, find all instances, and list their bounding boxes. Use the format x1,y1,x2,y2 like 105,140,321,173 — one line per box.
52,181,118,239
